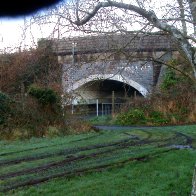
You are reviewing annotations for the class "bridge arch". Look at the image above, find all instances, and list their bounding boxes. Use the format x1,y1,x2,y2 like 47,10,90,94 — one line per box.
67,74,149,97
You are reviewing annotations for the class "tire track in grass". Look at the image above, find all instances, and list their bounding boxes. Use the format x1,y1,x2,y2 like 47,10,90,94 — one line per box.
158,132,193,148
0,133,101,157
0,148,124,180
0,132,175,167
0,133,185,180
175,132,192,146
1,148,178,193
0,130,163,161
0,137,139,166
0,138,153,180
0,132,191,192
0,132,158,166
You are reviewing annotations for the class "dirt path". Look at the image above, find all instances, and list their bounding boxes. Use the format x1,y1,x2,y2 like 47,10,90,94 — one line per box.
93,124,189,131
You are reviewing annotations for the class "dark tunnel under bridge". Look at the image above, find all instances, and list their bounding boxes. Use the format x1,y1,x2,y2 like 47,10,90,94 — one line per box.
69,79,144,116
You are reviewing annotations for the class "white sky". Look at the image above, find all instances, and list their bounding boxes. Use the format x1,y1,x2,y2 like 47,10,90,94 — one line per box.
0,0,165,52
0,0,194,52
0,18,23,51
0,17,48,52
0,0,66,52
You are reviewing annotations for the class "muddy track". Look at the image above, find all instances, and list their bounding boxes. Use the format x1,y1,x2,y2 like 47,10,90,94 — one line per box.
0,137,141,166
0,141,140,180
123,130,152,140
0,136,167,180
0,132,185,180
0,129,192,193
175,132,192,146
0,131,188,167
69,133,103,143
0,129,155,165
1,148,177,193
0,134,101,157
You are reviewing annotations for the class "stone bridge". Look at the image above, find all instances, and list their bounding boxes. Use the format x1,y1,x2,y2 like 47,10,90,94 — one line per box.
41,33,177,110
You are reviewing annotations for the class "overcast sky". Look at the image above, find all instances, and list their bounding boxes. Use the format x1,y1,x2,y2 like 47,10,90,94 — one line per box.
0,17,45,52
0,0,67,52
0,0,164,52
0,0,194,52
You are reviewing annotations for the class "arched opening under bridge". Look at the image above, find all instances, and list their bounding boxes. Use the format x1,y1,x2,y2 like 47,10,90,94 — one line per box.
67,74,149,116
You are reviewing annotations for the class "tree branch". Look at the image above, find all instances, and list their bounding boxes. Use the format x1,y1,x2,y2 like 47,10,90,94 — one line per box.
72,0,196,79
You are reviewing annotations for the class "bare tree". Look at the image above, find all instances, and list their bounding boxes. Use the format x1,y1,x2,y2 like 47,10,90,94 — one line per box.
61,0,196,80
29,0,196,83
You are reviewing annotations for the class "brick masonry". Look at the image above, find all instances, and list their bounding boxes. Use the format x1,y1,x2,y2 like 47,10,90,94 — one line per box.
40,33,177,102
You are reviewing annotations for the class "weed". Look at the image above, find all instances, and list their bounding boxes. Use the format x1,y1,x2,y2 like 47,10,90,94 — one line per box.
116,109,146,125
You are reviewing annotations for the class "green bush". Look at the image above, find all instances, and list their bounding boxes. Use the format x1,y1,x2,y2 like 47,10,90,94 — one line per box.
116,109,146,125
28,85,58,105
89,115,112,125
161,67,178,90
0,91,11,124
148,111,169,125
115,109,170,126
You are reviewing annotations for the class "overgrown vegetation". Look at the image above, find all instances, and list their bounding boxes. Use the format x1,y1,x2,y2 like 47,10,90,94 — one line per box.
0,125,195,195
0,91,11,125
160,65,179,90
28,85,59,105
115,109,169,126
88,115,113,125
112,64,196,126
0,44,196,139
0,46,65,140
0,44,62,94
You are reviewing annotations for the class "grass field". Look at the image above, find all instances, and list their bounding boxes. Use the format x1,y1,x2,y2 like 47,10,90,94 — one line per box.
0,125,196,195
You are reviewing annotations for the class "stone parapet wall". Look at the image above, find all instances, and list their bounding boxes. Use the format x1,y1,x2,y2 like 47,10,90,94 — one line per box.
45,33,176,55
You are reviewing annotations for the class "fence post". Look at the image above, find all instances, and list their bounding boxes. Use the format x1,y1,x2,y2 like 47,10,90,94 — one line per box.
96,99,99,117
102,103,103,116
71,100,74,114
191,164,196,196
112,91,115,117
134,90,137,99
